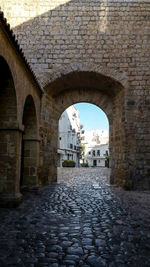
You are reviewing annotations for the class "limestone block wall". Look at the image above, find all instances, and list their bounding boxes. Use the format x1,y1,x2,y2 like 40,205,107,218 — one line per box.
1,0,150,189
0,1,149,87
39,93,58,185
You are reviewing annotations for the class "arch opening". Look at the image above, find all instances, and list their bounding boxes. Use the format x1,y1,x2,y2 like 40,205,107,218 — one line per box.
0,56,19,199
20,95,39,191
0,56,17,125
57,103,110,174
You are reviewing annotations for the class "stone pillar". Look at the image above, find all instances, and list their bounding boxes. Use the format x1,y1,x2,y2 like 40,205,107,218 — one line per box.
0,123,23,207
109,90,129,189
21,138,39,190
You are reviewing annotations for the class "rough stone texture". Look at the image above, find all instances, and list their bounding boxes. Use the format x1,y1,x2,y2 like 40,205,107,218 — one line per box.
0,167,150,266
0,0,150,193
0,0,148,87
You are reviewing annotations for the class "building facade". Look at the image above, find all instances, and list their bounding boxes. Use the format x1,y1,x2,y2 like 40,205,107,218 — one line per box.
84,144,109,167
57,105,81,167
81,130,109,167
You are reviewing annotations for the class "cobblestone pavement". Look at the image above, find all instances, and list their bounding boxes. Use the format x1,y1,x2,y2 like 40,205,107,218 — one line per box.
0,168,150,267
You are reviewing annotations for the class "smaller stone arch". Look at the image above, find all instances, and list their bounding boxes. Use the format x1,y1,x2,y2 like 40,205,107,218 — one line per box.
20,95,39,191
55,88,113,124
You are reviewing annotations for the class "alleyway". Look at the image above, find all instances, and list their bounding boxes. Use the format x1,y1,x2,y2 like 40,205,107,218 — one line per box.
0,168,150,267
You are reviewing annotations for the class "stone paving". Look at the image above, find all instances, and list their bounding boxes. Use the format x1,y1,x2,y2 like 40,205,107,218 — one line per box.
0,168,150,267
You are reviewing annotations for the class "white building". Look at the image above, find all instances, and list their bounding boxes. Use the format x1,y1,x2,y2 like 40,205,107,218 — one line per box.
84,144,109,167
80,129,109,167
57,105,81,167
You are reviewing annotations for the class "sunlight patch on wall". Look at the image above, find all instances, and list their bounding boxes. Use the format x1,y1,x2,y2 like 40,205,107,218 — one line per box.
0,0,71,27
98,4,109,33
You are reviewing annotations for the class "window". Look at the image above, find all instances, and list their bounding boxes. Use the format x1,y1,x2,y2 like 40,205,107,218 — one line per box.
70,144,73,149
99,160,100,163
67,154,69,160
59,137,61,140
73,112,77,118
74,145,76,150
89,151,91,155
97,150,100,156
93,150,95,156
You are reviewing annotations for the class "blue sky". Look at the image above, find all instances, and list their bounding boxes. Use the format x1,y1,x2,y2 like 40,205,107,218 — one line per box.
74,103,109,131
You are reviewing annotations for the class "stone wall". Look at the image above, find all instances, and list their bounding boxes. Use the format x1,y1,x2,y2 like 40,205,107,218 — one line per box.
0,1,150,189
1,1,149,87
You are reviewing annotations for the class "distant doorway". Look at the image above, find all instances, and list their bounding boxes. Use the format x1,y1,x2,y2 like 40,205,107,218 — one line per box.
93,160,97,167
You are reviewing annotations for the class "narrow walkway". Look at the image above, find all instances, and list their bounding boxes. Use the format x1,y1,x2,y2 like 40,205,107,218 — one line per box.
0,168,150,267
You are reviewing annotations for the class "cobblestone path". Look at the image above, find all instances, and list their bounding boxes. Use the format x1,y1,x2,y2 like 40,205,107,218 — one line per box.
0,168,150,267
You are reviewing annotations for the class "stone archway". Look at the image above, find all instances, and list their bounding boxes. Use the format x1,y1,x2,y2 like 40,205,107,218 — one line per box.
44,71,130,189
20,95,39,191
0,56,22,206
